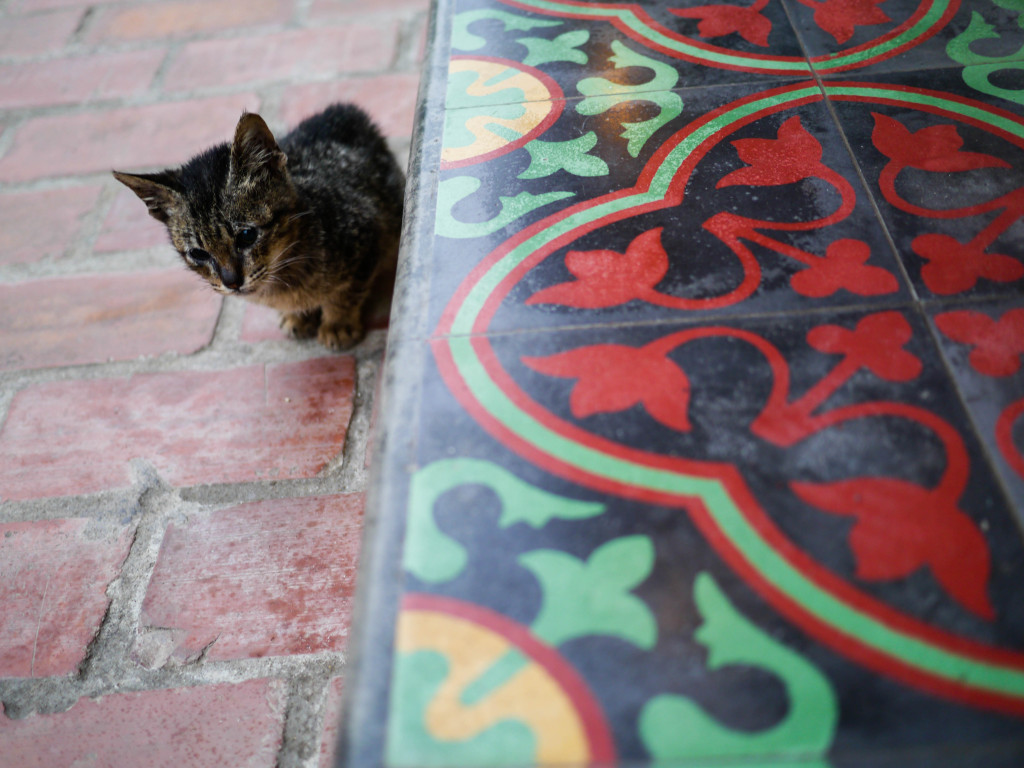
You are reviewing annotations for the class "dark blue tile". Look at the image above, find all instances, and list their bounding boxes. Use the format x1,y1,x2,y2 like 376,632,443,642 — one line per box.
370,307,1024,765
340,0,1024,766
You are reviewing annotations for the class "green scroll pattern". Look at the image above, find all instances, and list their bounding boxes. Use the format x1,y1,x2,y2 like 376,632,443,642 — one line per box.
519,29,590,66
519,132,610,179
577,40,684,157
435,176,575,239
452,9,561,52
641,572,838,767
947,0,1024,105
403,457,604,584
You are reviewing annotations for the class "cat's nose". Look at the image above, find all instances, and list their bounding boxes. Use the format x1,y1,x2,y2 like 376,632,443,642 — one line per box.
220,264,243,291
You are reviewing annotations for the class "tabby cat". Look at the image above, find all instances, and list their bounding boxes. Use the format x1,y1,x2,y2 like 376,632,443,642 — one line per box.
114,104,404,349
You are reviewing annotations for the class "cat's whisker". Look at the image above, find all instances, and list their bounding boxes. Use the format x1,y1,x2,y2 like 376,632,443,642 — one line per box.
266,244,320,282
271,240,302,263
270,258,316,278
263,273,293,290
285,210,314,225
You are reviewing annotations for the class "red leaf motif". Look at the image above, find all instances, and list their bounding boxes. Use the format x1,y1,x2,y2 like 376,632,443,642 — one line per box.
527,228,669,309
718,116,825,188
790,239,899,297
913,233,1024,295
791,477,994,619
522,343,691,432
809,0,890,44
871,113,1010,172
671,3,773,46
935,309,1024,377
807,311,922,381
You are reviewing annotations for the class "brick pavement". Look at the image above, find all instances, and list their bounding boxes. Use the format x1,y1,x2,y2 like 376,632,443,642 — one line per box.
0,0,427,765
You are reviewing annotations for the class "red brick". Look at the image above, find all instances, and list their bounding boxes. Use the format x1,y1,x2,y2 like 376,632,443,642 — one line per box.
0,269,221,372
320,677,346,766
140,495,363,661
163,24,398,93
0,10,81,57
0,186,101,266
95,186,171,253
0,357,355,500
87,0,291,42
0,518,132,677
0,679,287,766
308,0,431,19
0,50,164,110
0,94,260,183
11,0,106,9
415,14,429,63
278,74,420,139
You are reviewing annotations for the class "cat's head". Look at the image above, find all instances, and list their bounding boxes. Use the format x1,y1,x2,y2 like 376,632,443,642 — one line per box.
113,112,301,296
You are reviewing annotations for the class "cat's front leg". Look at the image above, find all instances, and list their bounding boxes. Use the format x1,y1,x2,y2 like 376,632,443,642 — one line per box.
318,289,367,350
279,308,322,339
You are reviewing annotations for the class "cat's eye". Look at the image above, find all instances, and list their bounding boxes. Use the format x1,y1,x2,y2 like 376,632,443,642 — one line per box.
235,227,259,248
188,248,212,264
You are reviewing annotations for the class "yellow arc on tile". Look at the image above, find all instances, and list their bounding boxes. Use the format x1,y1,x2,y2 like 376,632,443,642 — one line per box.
442,59,556,165
396,609,591,762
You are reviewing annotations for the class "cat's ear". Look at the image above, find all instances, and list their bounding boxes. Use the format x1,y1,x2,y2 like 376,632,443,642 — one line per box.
112,170,183,224
230,112,287,180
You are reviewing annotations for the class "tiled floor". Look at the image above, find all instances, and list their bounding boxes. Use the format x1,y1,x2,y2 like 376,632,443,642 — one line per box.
340,0,1024,765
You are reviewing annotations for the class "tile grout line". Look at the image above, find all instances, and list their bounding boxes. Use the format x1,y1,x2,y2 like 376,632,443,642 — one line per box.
920,302,1024,538
814,84,924,305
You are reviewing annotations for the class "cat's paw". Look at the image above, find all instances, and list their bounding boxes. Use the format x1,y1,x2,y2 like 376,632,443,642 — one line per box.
318,322,362,351
279,310,321,339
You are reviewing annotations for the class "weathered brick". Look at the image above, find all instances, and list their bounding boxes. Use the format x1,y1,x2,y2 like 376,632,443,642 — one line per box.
320,676,346,766
87,0,291,42
0,94,259,183
10,0,104,9
278,74,420,138
140,495,363,661
0,9,81,57
0,518,132,677
414,14,429,63
0,49,164,110
308,0,431,19
163,24,398,93
0,679,287,766
0,186,102,266
0,269,221,372
95,186,171,253
0,356,355,500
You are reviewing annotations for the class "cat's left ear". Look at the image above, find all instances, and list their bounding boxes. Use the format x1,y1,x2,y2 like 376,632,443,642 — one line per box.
112,170,183,224
230,112,287,180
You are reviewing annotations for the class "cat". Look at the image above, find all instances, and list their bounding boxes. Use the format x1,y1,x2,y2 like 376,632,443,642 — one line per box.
113,103,405,349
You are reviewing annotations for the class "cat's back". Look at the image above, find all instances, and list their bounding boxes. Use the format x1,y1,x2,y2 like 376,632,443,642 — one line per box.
280,103,405,254
281,104,399,185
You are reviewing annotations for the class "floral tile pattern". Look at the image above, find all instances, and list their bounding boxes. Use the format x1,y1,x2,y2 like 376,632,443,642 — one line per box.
337,0,1024,765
